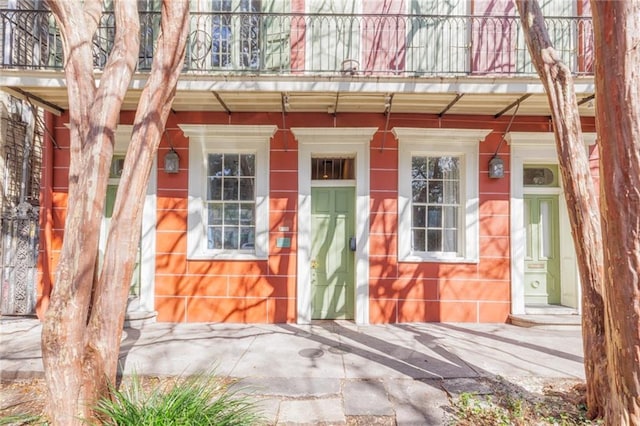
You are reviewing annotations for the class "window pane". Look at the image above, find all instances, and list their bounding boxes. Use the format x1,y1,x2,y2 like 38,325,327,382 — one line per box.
240,154,255,176
243,1,262,68
224,227,239,249
427,206,442,227
207,177,222,200
223,178,238,200
239,178,255,200
443,229,457,251
311,157,355,180
440,156,459,179
412,229,426,251
524,166,558,186
412,157,428,179
427,229,442,251
412,205,426,227
443,180,459,204
240,227,255,249
412,180,427,203
208,154,223,177
224,154,240,176
428,181,443,203
208,203,223,226
240,204,254,225
428,157,442,178
443,207,458,228
207,227,222,249
224,203,239,225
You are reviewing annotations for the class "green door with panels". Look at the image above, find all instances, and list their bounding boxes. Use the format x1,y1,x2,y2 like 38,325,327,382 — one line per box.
311,187,355,320
102,160,141,298
524,194,561,305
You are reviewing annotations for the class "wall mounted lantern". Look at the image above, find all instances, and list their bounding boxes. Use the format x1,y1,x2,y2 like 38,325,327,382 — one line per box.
164,148,180,174
488,155,505,179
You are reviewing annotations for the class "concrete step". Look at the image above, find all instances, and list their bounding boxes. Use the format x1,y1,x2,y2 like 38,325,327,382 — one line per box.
524,304,578,315
509,313,582,329
124,310,157,327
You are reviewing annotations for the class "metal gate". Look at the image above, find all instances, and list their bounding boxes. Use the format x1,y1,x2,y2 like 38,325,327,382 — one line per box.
0,101,42,316
1,202,39,315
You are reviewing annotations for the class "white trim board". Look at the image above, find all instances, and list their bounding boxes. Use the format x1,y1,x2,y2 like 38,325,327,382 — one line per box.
507,131,596,314
292,127,376,325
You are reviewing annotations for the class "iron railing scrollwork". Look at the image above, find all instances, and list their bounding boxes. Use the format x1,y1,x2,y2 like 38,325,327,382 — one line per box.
0,9,594,77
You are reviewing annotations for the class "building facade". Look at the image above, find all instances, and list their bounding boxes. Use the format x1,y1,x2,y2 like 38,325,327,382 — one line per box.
0,0,598,324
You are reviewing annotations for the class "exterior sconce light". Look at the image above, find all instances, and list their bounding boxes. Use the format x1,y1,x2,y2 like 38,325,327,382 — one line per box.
164,148,180,174
488,155,504,179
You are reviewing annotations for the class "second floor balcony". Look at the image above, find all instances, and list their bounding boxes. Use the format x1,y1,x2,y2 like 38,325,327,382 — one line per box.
1,9,594,77
0,7,596,118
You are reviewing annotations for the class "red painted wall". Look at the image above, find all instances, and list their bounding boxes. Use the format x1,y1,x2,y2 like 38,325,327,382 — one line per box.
37,111,597,323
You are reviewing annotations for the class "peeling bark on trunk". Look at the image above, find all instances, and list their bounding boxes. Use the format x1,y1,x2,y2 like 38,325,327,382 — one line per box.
515,1,607,419
40,1,189,424
82,0,190,399
41,1,139,424
590,1,640,424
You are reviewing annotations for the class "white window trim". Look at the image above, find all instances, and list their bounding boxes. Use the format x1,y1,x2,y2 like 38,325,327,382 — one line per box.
394,128,492,263
181,124,277,260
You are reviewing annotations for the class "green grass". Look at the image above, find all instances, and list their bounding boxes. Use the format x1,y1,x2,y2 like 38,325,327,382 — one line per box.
94,373,263,426
0,414,47,426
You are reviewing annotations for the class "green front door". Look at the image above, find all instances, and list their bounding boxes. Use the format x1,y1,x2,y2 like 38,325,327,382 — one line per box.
524,194,561,304
311,187,355,319
102,184,141,297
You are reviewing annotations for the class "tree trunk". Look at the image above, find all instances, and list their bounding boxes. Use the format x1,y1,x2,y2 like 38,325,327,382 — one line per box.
590,1,640,424
82,0,190,400
41,1,139,424
515,1,607,419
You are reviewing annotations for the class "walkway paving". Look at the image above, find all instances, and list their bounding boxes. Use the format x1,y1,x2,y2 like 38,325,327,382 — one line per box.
1,318,585,425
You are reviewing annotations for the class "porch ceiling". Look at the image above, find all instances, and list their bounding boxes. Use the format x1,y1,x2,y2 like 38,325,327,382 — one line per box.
0,73,596,118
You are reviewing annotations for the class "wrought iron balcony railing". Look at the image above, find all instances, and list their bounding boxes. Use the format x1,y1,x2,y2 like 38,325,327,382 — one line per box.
0,9,594,77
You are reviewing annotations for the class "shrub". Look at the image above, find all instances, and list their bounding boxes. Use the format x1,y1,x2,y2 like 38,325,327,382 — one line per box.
94,373,262,426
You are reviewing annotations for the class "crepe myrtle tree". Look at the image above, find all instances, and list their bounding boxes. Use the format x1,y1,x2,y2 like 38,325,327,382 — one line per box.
517,1,640,423
41,1,189,424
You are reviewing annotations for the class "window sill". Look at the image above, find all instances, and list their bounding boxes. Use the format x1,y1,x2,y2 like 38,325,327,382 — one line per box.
399,254,479,264
187,252,268,261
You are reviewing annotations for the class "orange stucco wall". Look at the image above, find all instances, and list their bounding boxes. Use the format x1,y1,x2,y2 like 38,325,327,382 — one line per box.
37,111,597,323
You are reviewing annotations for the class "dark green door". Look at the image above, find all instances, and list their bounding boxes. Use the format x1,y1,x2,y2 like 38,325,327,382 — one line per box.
524,194,561,304
311,187,355,319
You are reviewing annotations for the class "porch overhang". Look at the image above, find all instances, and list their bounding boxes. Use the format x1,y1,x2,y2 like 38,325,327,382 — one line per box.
0,70,596,118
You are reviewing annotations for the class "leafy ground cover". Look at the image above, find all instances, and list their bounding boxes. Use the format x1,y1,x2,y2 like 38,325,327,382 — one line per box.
1,376,601,425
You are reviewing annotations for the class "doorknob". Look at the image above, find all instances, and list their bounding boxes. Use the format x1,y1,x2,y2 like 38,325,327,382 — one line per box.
349,237,356,251
311,259,318,269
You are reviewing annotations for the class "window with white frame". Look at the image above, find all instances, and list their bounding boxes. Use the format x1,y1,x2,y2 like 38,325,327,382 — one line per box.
410,155,461,253
206,153,256,250
394,128,491,262
180,124,276,260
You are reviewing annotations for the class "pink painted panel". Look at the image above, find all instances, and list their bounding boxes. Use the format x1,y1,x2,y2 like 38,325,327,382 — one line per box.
362,0,406,75
471,0,517,75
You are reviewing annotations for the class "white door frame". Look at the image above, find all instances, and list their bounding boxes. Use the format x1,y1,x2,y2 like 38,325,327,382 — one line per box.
292,127,376,325
113,125,157,316
508,132,596,314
